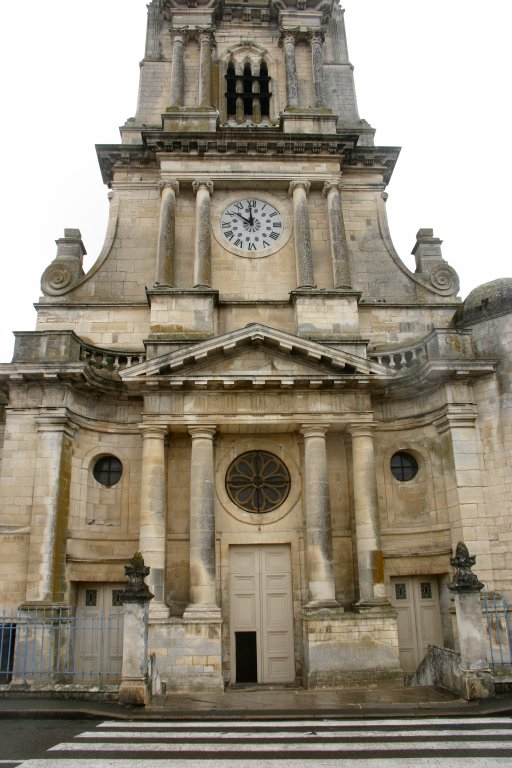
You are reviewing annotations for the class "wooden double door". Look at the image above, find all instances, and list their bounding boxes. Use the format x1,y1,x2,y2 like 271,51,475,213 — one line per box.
230,545,295,684
388,575,443,675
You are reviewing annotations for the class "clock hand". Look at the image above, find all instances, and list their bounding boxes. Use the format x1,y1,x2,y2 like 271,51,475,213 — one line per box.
247,207,254,226
234,212,252,225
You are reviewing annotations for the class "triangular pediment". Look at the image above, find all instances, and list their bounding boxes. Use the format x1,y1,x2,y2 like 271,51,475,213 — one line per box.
121,325,392,388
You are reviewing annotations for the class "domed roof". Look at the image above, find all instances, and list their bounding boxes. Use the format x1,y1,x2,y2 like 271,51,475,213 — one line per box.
455,277,512,326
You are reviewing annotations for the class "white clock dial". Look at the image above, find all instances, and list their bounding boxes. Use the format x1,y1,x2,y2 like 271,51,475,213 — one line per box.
220,198,283,252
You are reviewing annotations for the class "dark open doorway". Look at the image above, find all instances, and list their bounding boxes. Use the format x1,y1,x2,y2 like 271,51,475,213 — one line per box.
235,631,257,683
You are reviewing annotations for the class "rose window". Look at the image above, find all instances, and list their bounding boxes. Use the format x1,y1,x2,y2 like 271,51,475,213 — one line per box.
225,450,291,514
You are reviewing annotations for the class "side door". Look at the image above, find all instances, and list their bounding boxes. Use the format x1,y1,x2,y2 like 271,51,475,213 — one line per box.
389,575,443,675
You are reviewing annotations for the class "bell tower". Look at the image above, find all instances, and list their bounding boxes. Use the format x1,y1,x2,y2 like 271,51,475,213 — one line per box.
6,0,509,699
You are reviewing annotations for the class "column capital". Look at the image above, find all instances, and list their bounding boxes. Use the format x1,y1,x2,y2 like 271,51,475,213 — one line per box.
300,424,329,440
279,27,299,45
307,28,326,45
196,26,216,46
322,179,343,198
35,413,77,438
192,178,214,196
347,423,376,439
170,26,189,43
138,424,168,440
288,179,311,197
188,424,217,440
158,179,179,196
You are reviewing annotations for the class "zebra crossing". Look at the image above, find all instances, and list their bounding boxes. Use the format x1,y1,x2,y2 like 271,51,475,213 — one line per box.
14,716,512,767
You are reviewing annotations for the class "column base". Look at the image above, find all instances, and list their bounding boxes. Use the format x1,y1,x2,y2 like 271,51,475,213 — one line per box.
183,603,222,621
304,599,343,613
355,597,393,614
149,601,170,620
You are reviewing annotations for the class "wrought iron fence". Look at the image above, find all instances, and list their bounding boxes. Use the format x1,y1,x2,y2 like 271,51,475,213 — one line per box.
0,605,123,686
482,593,512,671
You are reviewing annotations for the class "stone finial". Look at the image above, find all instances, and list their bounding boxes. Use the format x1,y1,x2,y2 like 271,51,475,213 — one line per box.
121,551,154,603
448,542,484,593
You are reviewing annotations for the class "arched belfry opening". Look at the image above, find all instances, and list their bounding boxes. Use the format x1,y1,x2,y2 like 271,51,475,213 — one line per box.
224,56,271,123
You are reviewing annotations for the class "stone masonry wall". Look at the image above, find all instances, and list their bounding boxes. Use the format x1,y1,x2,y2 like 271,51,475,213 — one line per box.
303,610,402,688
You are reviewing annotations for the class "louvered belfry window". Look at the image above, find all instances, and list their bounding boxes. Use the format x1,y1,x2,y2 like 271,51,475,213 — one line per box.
225,59,271,122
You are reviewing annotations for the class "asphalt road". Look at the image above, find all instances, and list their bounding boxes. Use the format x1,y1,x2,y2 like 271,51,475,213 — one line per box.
0,718,97,765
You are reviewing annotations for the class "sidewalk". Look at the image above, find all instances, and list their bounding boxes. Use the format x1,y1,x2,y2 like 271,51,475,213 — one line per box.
1,686,512,720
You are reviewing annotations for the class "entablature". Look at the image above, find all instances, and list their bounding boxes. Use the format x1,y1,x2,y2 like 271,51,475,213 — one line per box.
96,135,398,187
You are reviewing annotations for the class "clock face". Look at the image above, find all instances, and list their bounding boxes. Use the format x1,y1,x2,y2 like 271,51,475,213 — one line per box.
220,198,283,252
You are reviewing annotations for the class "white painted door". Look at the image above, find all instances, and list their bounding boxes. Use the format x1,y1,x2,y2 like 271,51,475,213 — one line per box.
230,545,294,684
388,576,443,675
76,583,124,682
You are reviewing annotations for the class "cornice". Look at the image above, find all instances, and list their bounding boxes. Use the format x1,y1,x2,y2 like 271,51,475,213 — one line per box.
96,134,399,187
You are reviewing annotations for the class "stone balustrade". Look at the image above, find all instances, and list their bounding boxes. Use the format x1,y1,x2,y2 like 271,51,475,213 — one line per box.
79,344,146,373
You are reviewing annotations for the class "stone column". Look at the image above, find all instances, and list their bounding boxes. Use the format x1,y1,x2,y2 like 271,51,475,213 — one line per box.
155,180,179,287
185,426,220,617
448,542,494,699
197,28,214,107
119,552,154,707
308,30,327,108
289,180,315,288
139,425,168,618
169,28,187,107
300,426,338,606
192,178,213,288
280,29,299,108
349,425,385,605
322,180,351,288
26,414,76,603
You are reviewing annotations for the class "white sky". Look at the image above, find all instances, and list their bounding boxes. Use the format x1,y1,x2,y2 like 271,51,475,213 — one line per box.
0,1,509,362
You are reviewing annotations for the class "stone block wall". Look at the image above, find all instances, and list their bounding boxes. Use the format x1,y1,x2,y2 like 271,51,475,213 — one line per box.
303,609,402,688
149,618,224,692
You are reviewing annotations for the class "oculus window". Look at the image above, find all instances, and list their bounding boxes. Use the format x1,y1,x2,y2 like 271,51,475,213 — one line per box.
93,455,123,487
390,451,418,482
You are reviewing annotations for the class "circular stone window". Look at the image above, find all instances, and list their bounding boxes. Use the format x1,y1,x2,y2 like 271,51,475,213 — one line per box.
225,450,291,514
93,455,123,487
390,451,418,482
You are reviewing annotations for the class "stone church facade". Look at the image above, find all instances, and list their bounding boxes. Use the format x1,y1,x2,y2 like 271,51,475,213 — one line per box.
0,0,511,692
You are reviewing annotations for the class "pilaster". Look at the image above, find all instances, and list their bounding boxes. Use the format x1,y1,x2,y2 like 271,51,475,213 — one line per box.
26,413,77,604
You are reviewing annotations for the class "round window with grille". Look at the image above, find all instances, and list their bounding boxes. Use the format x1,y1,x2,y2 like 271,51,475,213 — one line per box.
390,451,418,482
225,450,291,514
93,455,123,487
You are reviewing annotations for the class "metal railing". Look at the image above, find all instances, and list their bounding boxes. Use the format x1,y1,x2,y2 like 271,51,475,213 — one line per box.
0,605,123,686
482,594,512,671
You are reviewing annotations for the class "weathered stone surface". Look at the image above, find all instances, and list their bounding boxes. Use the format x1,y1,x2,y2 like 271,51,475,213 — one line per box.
0,0,510,701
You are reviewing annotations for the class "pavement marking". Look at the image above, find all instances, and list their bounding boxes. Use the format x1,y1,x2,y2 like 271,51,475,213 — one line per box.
49,740,512,752
13,759,512,767
75,728,512,739
98,717,512,728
